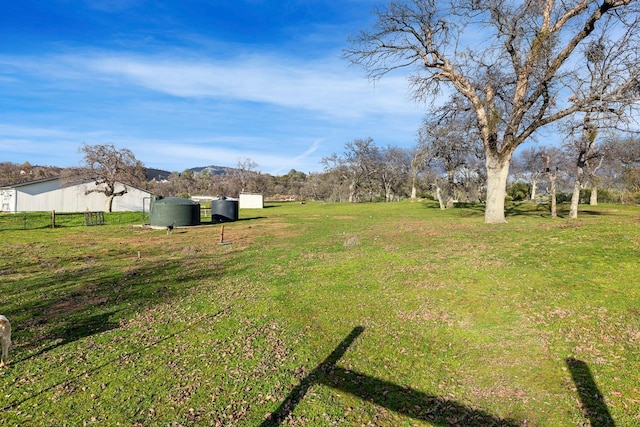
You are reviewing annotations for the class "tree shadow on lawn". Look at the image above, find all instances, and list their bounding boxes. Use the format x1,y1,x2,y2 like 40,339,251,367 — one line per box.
5,256,226,363
234,216,267,222
449,202,602,220
576,208,620,216
421,202,486,218
262,326,520,427
504,202,555,217
566,358,615,427
13,310,121,363
428,201,593,219
422,201,548,219
2,307,230,412
423,202,536,220
263,329,617,426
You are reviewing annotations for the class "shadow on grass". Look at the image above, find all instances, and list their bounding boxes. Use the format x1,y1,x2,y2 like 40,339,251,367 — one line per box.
5,255,226,361
419,201,613,221
1,308,230,412
15,311,121,363
421,201,547,220
504,201,558,218
566,358,615,426
577,208,619,216
233,216,267,222
421,201,486,218
262,326,519,427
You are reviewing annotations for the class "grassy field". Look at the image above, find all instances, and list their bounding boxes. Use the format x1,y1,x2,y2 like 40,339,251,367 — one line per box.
0,201,638,426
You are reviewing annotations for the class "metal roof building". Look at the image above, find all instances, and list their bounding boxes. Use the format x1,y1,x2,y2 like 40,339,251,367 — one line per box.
0,177,154,213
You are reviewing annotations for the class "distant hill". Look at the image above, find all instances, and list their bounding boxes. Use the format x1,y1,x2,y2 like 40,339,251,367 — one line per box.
1,163,238,186
190,165,236,175
146,168,172,181
146,165,236,182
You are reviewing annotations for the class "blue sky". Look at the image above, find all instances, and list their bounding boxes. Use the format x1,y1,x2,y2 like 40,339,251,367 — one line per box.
0,1,425,174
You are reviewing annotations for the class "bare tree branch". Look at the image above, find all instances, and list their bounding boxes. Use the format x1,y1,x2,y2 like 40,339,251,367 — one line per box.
62,143,146,212
346,0,640,222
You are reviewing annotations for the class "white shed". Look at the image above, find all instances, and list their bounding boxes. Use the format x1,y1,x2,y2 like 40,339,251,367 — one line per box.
239,193,264,209
0,177,154,213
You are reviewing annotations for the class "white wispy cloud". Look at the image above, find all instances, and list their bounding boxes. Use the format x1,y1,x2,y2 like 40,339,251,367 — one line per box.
131,137,323,174
4,50,418,118
0,120,326,173
0,49,426,172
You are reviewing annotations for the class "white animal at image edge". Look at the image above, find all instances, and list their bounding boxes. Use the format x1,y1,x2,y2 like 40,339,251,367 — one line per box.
0,315,11,368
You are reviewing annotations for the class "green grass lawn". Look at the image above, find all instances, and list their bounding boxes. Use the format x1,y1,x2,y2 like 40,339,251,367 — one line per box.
1,201,639,426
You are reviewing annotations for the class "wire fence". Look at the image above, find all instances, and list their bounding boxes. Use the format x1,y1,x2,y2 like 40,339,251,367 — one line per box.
0,211,148,231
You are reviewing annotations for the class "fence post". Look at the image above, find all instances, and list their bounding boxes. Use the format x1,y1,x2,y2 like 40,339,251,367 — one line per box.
51,210,56,229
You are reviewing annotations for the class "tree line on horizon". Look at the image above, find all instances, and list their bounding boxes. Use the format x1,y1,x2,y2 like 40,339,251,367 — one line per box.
2,133,639,217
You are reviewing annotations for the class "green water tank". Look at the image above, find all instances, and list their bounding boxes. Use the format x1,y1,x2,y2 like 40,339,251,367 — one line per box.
211,197,239,222
149,197,200,227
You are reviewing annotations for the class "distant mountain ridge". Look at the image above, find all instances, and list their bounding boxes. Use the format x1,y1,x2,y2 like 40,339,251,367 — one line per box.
0,162,235,185
190,165,236,175
146,165,236,181
145,168,172,181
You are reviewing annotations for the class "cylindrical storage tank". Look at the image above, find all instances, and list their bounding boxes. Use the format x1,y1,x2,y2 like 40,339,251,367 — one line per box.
149,197,201,227
211,197,239,222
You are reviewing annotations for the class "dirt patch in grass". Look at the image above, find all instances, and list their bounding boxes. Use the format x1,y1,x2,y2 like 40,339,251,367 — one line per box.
396,306,457,326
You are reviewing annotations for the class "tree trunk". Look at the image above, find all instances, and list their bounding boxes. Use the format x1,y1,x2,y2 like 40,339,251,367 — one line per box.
385,183,393,202
411,183,417,200
550,174,557,218
569,167,584,219
484,153,511,223
530,179,537,201
446,197,455,209
590,186,598,205
106,195,115,213
435,186,445,210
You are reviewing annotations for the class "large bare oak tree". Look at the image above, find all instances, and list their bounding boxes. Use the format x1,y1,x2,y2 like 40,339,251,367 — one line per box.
63,143,146,212
346,0,640,223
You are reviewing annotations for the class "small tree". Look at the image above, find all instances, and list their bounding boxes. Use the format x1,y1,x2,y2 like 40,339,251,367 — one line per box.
322,138,382,203
512,147,547,201
64,143,146,212
234,158,259,195
375,146,411,202
600,135,640,202
417,106,484,208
